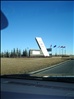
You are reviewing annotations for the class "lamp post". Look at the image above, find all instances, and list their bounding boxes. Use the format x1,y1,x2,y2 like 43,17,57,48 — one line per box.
27,47,29,57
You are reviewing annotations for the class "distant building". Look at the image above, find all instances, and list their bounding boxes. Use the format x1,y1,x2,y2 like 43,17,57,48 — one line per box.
29,48,52,57
29,49,44,57
29,37,52,57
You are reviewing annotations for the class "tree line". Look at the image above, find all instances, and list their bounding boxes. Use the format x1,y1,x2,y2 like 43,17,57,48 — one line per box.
0,48,29,58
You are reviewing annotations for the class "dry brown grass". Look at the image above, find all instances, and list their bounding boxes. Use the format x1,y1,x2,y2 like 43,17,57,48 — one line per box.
1,57,69,75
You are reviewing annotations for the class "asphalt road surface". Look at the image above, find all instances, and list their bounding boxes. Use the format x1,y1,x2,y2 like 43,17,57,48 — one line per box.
32,60,74,77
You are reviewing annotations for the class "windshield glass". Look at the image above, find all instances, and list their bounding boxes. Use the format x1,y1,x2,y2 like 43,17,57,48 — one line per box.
1,1,74,78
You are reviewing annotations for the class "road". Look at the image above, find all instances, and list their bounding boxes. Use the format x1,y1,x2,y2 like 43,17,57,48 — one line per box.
31,60,74,77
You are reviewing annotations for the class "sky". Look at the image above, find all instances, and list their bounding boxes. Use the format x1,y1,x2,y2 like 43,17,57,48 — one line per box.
1,1,74,55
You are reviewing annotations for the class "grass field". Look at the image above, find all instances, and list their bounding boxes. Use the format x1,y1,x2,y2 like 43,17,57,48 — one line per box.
1,57,70,75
